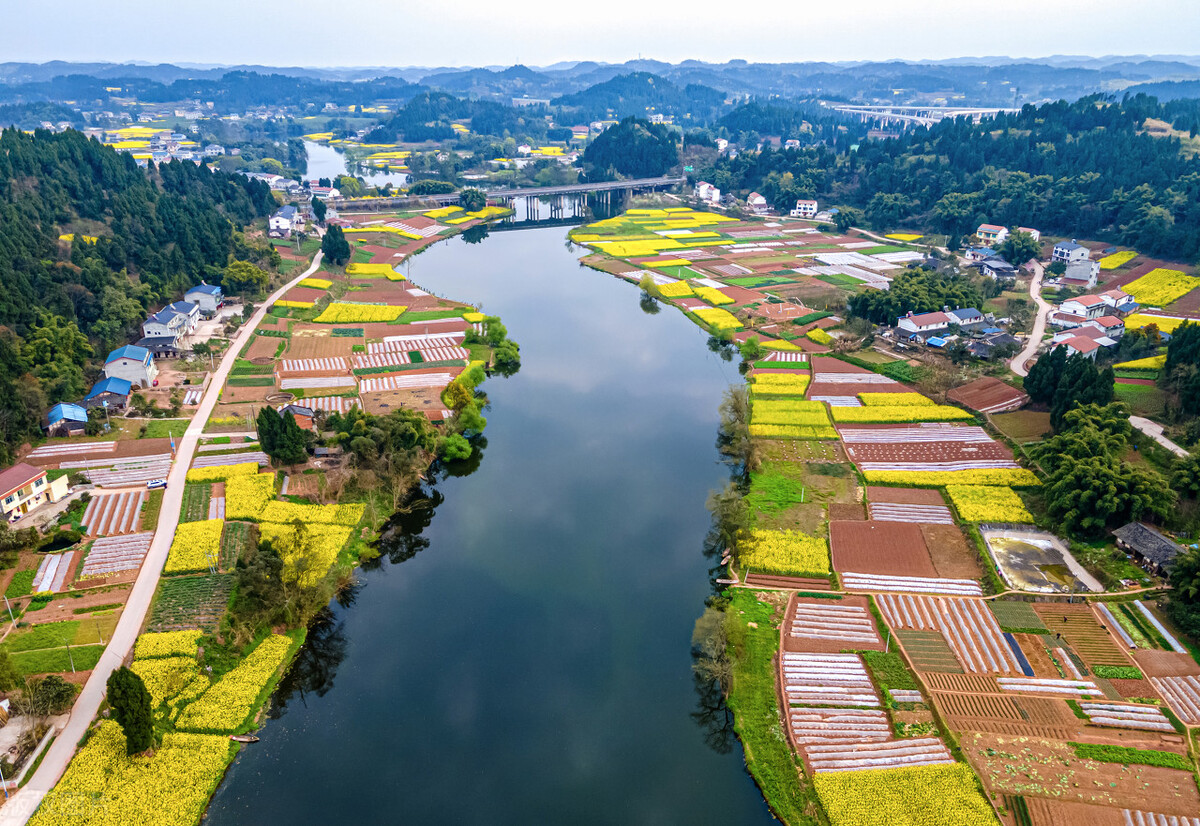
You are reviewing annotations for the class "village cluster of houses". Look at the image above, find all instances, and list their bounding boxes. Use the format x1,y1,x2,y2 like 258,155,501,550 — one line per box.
1048,287,1135,359
44,283,224,436
890,307,1020,359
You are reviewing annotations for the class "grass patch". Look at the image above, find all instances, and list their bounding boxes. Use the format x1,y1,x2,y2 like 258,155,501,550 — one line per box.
1115,382,1170,418
725,590,816,824
226,376,276,387
5,569,34,599
4,620,82,652
220,522,253,570
991,410,1052,444
142,489,164,530
11,644,104,675
138,420,189,439
396,309,464,323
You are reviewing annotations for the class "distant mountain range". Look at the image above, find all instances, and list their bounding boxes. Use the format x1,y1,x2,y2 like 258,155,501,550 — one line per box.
3,56,1200,107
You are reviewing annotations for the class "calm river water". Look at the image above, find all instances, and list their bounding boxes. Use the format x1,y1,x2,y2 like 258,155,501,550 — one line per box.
203,226,776,825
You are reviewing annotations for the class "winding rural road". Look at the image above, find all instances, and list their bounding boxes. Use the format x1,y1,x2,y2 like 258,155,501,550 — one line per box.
0,253,324,825
1010,260,1050,378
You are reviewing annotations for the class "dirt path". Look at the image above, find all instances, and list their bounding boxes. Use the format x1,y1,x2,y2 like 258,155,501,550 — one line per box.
1130,415,1190,458
1010,260,1050,378
0,252,325,824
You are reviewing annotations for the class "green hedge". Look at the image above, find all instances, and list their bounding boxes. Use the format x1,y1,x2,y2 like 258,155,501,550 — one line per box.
1070,742,1192,771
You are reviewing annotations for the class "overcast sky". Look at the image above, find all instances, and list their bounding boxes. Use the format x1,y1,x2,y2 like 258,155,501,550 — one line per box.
7,0,1199,67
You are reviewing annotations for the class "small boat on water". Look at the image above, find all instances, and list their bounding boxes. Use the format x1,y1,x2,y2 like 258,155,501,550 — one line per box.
230,734,260,743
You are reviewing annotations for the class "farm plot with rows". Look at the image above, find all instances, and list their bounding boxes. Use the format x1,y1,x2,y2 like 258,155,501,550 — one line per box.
146,574,234,633
784,595,884,653
877,594,1023,675
81,490,146,536
1033,605,1136,669
78,532,154,579
780,652,881,707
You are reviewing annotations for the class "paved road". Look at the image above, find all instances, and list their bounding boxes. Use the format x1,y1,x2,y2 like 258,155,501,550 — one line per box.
1010,261,1050,378
1131,415,1191,458
0,253,325,824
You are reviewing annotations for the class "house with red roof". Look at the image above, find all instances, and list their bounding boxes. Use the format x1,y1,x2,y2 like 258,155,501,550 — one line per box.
1060,294,1107,320
975,224,1009,245
897,310,951,336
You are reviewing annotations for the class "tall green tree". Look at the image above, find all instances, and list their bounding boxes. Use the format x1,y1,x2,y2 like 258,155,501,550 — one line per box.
222,261,269,295
458,188,487,212
106,667,155,754
998,229,1041,265
311,196,327,225
321,225,351,265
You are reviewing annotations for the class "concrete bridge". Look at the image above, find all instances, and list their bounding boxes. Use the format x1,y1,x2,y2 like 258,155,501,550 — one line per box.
329,175,686,211
827,104,1017,128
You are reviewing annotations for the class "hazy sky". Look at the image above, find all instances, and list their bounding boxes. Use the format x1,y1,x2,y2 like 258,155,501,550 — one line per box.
7,0,1199,67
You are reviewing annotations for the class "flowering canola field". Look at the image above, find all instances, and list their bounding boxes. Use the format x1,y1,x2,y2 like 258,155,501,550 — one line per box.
814,763,997,826
945,485,1034,523
1122,268,1200,307
314,302,405,323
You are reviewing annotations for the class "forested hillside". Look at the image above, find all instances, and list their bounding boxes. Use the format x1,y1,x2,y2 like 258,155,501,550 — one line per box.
699,95,1200,259
0,128,275,460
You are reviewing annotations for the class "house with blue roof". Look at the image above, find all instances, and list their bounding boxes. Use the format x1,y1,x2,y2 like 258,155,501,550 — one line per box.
184,282,224,314
83,377,132,410
44,403,89,437
104,344,158,387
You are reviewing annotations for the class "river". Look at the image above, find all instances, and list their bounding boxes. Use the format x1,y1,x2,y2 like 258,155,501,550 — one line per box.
202,226,776,825
304,139,410,187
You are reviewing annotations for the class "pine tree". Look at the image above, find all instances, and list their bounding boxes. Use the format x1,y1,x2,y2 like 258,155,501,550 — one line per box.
107,667,155,755
1024,344,1066,404
256,406,280,456
321,225,351,265
275,411,308,465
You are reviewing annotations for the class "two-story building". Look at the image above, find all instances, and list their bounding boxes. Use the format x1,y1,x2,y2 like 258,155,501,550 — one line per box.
791,199,819,219
104,344,158,387
694,182,721,204
1061,260,1101,290
184,282,224,314
746,192,769,215
1086,315,1125,339
976,224,1009,245
0,463,68,521
979,258,1018,280
897,310,951,336
1098,288,1136,313
142,302,200,341
1060,295,1107,320
947,307,987,331
1053,239,1090,264
269,205,301,237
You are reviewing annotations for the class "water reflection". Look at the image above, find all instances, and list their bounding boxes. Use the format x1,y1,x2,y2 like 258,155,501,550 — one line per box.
268,606,350,719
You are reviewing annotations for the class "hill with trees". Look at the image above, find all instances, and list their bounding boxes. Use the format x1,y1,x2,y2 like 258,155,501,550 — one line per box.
580,117,679,180
552,73,726,125
697,95,1200,259
0,128,276,461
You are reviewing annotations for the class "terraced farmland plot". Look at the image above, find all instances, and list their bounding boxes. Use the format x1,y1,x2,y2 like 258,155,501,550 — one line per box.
933,691,1024,721
895,631,964,674
78,532,153,578
181,484,211,523
220,521,253,570
877,594,1022,674
1034,605,1134,669
988,601,1049,633
146,573,234,633
781,653,880,707
786,597,883,652
81,489,146,536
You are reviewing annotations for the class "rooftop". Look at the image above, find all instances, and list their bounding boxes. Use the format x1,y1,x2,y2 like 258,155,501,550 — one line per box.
106,344,151,364
0,463,44,498
1113,522,1183,570
86,376,133,398
186,283,222,296
47,402,88,424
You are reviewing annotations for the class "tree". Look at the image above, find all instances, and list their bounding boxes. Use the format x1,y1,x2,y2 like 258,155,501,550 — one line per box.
222,261,269,295
274,411,308,465
998,230,1041,266
834,207,861,234
1043,455,1174,538
438,433,472,461
459,188,487,212
321,225,352,266
1172,455,1200,499
1024,345,1066,403
311,196,327,225
256,406,281,456
739,337,765,362
106,667,155,755
1050,353,1114,430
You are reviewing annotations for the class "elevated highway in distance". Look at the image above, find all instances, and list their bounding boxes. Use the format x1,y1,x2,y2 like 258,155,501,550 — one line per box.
330,176,686,211
826,103,1018,128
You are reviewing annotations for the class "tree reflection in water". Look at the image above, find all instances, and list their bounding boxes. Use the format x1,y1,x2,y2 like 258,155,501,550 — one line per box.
268,604,351,719
691,670,736,755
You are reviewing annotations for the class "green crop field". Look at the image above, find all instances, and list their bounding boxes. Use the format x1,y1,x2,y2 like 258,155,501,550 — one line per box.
147,574,235,633
181,483,212,523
